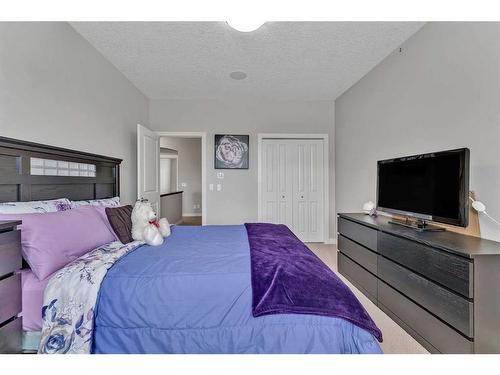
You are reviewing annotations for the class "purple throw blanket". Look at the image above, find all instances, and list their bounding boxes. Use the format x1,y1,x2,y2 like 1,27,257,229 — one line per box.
245,223,383,342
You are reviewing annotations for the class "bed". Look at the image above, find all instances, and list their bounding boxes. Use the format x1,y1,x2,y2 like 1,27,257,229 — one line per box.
91,225,381,353
0,136,382,354
0,136,121,351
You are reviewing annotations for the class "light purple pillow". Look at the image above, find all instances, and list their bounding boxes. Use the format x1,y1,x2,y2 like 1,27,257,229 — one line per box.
0,206,116,280
93,206,119,242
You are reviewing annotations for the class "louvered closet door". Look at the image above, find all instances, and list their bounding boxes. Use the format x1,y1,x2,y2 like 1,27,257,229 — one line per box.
261,139,324,242
291,140,324,242
261,140,293,227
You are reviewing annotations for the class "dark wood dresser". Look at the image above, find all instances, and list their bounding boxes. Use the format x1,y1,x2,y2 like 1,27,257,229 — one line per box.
0,220,22,354
337,213,500,354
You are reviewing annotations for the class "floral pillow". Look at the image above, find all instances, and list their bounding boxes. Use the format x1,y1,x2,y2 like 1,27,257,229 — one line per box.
70,196,120,209
0,198,71,214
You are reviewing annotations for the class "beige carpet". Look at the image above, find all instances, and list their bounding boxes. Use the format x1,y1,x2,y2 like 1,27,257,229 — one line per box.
307,243,428,354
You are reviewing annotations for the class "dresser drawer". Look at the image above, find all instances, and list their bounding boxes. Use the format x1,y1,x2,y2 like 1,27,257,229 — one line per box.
0,230,21,279
338,218,377,252
0,273,22,324
338,235,377,274
338,252,377,303
0,317,22,353
378,257,473,337
378,281,473,353
377,232,472,298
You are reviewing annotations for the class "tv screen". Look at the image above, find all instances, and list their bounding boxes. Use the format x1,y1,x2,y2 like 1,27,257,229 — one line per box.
377,148,470,227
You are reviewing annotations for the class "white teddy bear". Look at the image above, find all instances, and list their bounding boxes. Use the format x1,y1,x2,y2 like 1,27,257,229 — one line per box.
131,200,171,246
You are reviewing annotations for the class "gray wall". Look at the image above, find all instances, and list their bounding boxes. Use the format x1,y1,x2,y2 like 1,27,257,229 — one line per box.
160,137,202,215
335,22,500,241
150,99,336,239
0,22,149,204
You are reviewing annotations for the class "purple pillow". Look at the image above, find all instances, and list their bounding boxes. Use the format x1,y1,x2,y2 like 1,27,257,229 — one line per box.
105,205,134,244
0,206,116,280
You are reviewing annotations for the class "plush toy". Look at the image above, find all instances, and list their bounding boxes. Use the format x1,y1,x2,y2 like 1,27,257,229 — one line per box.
131,200,171,246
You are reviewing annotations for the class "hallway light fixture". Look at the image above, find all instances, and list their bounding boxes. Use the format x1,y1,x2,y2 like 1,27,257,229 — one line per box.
226,20,265,32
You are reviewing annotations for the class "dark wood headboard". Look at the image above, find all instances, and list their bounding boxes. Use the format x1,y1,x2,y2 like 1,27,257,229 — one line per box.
0,136,122,203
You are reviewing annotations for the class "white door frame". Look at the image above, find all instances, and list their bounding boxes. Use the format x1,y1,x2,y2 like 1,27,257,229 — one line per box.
156,131,207,225
257,133,329,243
137,124,161,214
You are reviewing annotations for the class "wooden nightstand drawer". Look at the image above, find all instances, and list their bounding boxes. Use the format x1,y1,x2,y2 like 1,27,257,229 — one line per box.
0,230,22,279
0,317,22,353
0,273,22,324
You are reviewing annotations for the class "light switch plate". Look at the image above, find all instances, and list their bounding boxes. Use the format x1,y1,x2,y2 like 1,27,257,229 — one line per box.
217,172,224,179
209,184,214,191
216,183,222,191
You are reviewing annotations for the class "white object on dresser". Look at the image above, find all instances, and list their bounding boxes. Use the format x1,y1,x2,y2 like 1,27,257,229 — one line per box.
362,201,375,214
470,196,500,226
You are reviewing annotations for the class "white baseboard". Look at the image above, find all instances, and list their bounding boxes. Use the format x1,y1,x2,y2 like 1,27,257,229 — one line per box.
182,213,202,217
324,238,337,245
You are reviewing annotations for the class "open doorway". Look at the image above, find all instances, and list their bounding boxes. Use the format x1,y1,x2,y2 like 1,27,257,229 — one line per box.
158,132,206,225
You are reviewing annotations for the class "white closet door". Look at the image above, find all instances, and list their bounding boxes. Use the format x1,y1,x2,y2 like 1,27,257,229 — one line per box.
261,138,324,242
261,140,293,227
292,140,324,242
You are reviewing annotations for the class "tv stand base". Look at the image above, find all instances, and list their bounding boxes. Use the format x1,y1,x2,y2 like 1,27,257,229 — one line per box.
388,218,446,232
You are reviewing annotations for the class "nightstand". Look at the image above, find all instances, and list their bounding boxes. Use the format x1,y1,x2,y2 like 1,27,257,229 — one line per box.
0,220,22,354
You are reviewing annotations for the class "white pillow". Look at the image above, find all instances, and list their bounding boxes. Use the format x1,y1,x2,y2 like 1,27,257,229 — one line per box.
70,196,120,208
0,198,72,214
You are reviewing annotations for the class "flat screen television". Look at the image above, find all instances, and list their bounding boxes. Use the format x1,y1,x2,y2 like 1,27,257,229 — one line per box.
377,148,470,227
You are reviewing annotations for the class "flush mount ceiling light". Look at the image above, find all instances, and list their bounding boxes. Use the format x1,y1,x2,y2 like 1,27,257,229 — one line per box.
230,71,247,80
226,20,265,33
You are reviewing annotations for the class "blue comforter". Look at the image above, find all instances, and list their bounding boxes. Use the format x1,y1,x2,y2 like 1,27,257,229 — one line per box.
92,225,382,354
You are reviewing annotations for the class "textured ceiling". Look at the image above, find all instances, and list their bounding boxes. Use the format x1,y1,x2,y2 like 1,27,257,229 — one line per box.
71,22,424,100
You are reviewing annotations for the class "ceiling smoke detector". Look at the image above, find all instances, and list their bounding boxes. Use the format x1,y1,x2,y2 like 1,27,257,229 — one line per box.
230,71,247,80
226,20,265,33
